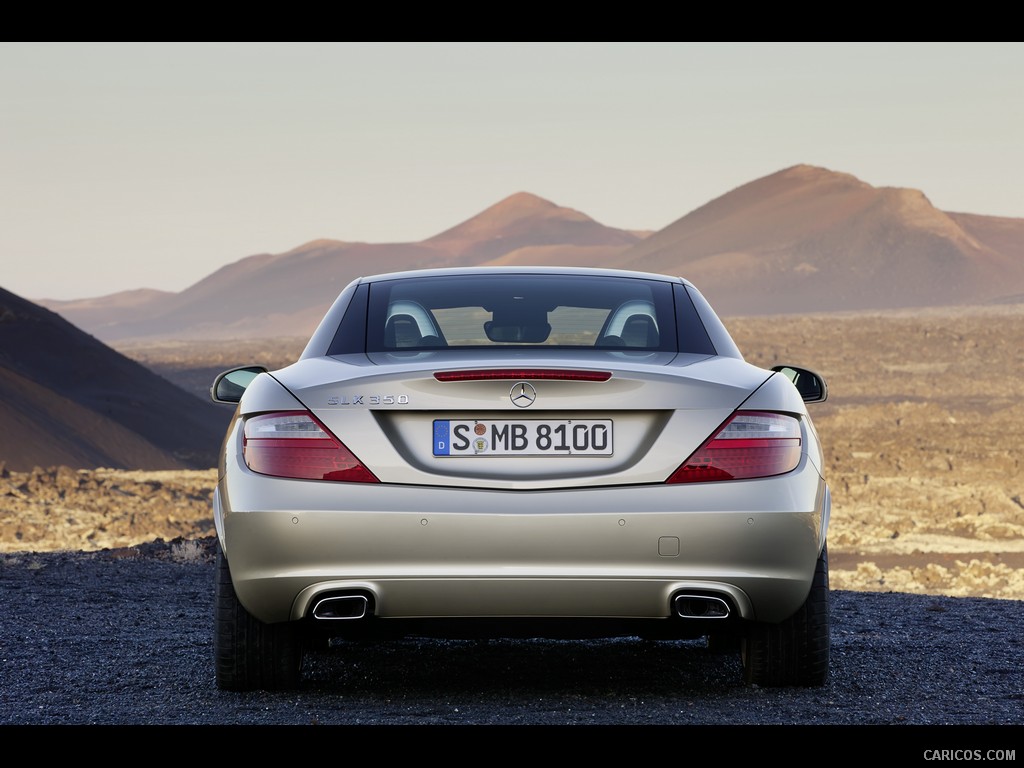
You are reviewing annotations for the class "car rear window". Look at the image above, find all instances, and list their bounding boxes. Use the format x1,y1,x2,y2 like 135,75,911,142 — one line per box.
377,274,676,351
328,274,717,356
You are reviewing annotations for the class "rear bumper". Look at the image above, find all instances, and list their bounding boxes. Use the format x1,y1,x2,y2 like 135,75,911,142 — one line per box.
215,452,829,627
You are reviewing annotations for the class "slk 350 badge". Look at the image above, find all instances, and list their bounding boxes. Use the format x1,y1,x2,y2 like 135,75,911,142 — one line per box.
327,394,410,405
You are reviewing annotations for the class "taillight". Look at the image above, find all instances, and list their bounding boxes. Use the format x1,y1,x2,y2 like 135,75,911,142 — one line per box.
667,411,802,483
243,411,379,483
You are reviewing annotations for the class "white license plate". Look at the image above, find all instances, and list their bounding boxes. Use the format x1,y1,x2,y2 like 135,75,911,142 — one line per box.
433,420,613,456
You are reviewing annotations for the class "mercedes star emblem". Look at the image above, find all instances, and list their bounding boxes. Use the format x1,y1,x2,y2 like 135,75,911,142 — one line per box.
509,382,537,408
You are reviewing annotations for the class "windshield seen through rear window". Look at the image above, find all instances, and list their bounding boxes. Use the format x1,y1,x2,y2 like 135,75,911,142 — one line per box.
368,274,674,352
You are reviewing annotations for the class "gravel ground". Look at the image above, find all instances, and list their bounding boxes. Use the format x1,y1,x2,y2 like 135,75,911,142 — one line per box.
1,539,1022,747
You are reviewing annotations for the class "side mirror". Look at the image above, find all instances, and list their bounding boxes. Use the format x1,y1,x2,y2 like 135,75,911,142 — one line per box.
210,365,268,404
771,365,828,404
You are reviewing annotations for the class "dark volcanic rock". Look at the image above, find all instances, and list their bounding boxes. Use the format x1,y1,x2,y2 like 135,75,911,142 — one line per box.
0,286,228,470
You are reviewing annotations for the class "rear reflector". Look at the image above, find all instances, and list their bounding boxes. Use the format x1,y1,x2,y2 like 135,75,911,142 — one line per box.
667,411,802,483
434,369,611,382
243,411,379,483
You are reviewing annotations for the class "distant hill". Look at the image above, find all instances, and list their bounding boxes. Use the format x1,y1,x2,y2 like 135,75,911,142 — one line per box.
0,287,230,471
41,193,644,341
618,164,1024,315
38,166,1024,340
424,191,641,262
33,288,176,343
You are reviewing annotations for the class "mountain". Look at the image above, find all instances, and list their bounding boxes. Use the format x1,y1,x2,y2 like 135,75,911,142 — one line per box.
0,287,230,471
425,191,641,261
41,194,645,341
37,288,176,340
38,167,1024,340
617,164,1024,314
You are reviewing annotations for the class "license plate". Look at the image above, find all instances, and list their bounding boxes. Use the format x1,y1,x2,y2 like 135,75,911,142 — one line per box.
433,420,613,456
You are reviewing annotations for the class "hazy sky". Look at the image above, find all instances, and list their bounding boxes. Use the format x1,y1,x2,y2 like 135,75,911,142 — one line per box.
3,42,1022,301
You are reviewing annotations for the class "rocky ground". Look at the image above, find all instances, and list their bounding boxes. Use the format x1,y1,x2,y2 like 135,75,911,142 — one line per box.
729,305,1024,601
0,465,218,554
2,306,1022,601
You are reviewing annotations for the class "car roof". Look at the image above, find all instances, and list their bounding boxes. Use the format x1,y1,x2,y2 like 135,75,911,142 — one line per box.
353,266,696,287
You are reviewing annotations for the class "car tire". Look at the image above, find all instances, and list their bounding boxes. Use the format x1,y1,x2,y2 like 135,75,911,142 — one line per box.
741,543,830,687
215,545,304,691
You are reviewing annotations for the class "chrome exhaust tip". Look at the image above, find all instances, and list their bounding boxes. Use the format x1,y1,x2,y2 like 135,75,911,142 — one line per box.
312,595,369,620
674,594,731,619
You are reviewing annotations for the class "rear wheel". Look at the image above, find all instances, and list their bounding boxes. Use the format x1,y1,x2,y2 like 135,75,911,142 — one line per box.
741,543,830,687
215,545,304,691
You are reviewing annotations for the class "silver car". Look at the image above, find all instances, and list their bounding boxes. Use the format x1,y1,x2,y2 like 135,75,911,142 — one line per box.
210,266,831,690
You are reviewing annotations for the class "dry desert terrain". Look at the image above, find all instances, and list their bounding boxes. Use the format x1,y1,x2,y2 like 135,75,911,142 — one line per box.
2,305,1022,601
